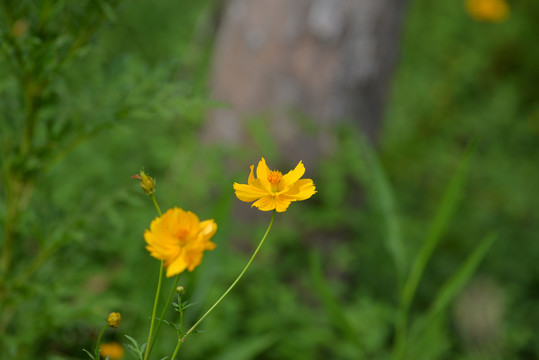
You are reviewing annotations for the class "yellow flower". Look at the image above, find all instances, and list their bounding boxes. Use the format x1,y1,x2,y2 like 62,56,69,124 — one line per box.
144,207,217,277
106,312,121,328
233,158,316,212
99,342,125,359
466,0,509,22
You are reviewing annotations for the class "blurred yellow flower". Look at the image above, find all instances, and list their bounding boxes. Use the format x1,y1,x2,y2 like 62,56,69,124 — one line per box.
144,207,217,277
99,342,125,359
106,312,121,328
466,0,509,22
234,158,316,212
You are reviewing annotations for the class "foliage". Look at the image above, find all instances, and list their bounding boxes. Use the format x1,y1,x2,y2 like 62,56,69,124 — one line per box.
1,0,537,359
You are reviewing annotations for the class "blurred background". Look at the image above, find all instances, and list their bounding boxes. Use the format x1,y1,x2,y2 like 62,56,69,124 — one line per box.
1,0,538,359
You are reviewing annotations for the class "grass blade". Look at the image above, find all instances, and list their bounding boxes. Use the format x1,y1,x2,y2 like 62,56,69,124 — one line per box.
421,233,496,328
356,136,406,285
395,144,475,357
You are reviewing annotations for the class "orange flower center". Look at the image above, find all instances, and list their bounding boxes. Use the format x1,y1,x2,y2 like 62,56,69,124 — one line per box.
267,170,282,185
174,228,191,244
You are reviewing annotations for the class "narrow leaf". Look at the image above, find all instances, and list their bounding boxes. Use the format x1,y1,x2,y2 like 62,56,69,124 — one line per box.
401,145,475,310
422,233,496,327
356,136,406,284
82,349,95,359
123,335,139,348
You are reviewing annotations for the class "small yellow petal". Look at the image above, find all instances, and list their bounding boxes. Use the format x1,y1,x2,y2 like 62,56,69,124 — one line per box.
275,196,292,212
256,158,272,192
234,183,266,202
280,161,305,188
251,195,276,211
283,179,316,201
166,255,188,277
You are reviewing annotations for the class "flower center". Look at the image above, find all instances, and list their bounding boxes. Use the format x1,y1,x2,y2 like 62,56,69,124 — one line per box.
174,228,190,244
267,170,282,185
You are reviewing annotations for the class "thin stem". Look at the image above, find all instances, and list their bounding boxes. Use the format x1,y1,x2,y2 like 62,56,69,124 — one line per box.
179,210,276,343
143,192,164,360
169,293,185,360
170,339,182,360
94,324,108,359
146,274,180,358
151,193,162,216
144,262,165,360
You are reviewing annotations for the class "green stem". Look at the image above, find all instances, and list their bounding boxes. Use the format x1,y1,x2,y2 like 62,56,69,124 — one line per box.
179,210,276,343
144,261,165,360
170,339,182,360
151,194,162,216
142,192,164,360
94,324,108,359
146,274,180,358
169,292,185,360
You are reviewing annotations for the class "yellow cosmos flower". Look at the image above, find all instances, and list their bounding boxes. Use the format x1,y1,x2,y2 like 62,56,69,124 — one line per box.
144,207,217,277
233,158,316,212
99,342,125,359
466,0,509,22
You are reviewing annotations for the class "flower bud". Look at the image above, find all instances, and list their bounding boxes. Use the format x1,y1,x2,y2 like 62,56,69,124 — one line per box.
107,312,122,328
176,286,185,296
131,170,156,195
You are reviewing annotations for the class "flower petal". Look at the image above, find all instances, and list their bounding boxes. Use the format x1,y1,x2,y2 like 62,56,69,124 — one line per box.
199,220,218,240
166,254,188,277
280,161,305,188
234,183,266,202
251,195,276,211
256,158,272,192
282,179,316,201
275,196,292,212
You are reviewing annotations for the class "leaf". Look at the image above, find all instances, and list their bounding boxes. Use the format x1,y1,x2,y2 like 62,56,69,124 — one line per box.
123,335,144,360
355,135,407,285
400,145,475,311
419,233,496,330
82,348,95,359
123,335,139,348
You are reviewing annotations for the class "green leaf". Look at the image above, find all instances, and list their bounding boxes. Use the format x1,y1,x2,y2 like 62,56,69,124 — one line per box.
123,335,139,348
401,145,475,310
394,144,475,357
419,233,496,330
356,135,406,284
82,348,95,359
123,335,144,360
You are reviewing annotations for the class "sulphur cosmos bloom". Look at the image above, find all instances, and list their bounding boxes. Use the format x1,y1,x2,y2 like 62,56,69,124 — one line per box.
233,158,316,212
466,0,509,22
144,207,217,277
99,342,125,360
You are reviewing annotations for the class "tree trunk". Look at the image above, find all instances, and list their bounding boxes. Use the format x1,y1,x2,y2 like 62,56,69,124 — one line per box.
204,0,408,166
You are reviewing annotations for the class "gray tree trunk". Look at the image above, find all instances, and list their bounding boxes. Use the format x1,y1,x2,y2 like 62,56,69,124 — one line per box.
203,0,408,166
